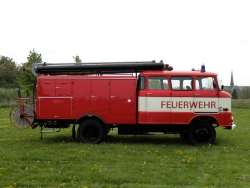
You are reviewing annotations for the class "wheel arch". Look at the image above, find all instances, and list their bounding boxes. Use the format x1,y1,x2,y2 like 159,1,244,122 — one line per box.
73,114,108,132
190,115,219,127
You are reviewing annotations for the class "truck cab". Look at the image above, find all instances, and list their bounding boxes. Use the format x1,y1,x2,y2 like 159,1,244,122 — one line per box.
135,69,235,144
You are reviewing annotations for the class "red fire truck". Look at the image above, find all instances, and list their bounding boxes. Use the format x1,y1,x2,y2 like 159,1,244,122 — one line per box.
10,61,236,144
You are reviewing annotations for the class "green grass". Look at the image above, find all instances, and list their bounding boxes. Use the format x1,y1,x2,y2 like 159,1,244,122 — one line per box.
232,99,250,109
0,107,250,187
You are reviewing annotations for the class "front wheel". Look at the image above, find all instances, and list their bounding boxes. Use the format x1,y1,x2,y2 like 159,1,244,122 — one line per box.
77,119,105,144
187,121,216,145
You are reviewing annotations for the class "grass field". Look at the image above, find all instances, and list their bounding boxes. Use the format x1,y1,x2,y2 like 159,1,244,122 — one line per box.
232,99,250,109
0,107,250,188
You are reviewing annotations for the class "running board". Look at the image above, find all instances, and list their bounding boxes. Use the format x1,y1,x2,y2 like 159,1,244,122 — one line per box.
144,132,165,135
40,129,60,133
40,127,60,139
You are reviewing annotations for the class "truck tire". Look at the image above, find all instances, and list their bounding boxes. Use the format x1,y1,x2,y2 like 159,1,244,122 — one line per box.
78,119,105,144
187,121,216,145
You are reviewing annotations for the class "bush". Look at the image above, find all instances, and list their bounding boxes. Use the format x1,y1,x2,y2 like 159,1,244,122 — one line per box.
0,88,34,107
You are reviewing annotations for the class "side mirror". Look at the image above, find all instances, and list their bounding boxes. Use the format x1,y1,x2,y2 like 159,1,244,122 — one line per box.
213,81,216,89
221,85,224,90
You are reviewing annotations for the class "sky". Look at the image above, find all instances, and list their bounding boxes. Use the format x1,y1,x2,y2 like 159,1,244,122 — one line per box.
1,0,250,86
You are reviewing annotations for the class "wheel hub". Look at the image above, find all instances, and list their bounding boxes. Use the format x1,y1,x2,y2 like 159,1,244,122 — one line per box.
194,128,209,141
85,127,99,140
20,114,25,119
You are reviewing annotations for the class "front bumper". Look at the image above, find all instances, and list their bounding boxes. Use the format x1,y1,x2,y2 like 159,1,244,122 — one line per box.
224,123,236,130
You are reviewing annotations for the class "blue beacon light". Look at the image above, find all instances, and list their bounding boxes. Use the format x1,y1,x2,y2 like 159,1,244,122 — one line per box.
201,64,205,72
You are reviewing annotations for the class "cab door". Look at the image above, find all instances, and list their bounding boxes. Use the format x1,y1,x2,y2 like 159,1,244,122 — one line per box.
145,76,171,124
194,76,219,113
170,76,194,124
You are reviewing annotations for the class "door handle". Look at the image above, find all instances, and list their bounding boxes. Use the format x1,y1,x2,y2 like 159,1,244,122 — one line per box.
195,94,200,96
147,93,153,95
91,96,96,98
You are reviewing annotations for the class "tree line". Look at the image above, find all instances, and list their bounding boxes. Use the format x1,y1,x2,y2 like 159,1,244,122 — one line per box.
0,49,250,98
231,87,250,99
0,49,81,91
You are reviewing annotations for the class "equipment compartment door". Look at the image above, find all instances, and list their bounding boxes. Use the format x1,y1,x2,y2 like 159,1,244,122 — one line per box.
110,79,136,124
56,80,73,96
91,80,110,112
73,79,91,117
38,79,55,96
38,97,72,119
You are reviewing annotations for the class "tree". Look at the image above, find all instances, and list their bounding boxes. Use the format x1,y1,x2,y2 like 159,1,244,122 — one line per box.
239,87,250,99
231,88,238,99
224,88,232,94
73,55,82,63
0,55,21,88
19,49,42,91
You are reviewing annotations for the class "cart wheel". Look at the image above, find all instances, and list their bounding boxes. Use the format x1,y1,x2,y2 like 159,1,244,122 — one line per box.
9,105,35,129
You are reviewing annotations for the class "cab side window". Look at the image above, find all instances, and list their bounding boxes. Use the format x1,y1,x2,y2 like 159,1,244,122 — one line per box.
196,77,216,90
148,76,168,90
171,76,193,91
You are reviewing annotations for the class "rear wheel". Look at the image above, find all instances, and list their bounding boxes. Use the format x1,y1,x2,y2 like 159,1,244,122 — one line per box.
77,119,105,144
187,121,216,145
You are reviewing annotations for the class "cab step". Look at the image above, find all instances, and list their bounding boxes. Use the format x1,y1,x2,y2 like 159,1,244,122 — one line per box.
40,127,60,139
40,129,60,133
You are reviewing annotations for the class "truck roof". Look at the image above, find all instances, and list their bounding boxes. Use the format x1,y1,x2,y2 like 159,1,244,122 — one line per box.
38,74,136,79
140,70,218,77
37,70,217,79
